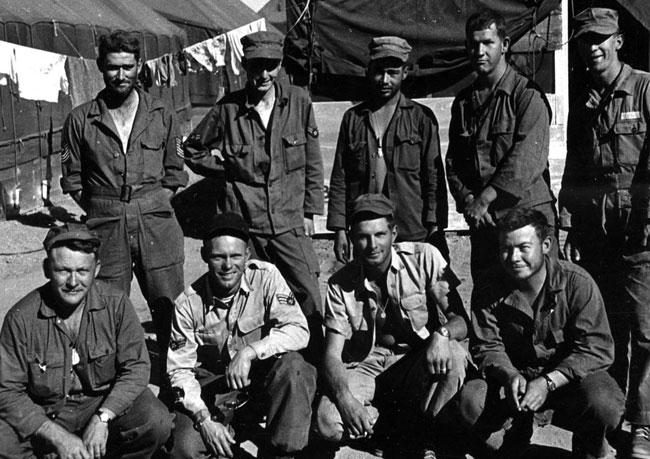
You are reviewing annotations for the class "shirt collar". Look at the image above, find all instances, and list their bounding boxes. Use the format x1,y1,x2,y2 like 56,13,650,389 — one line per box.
359,92,413,116
199,268,253,313
237,81,289,118
87,87,162,118
501,255,564,313
38,282,101,318
612,63,635,96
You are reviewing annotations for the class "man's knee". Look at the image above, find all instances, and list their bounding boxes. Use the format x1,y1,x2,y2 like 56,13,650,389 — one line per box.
170,412,207,459
314,396,344,443
268,352,317,391
458,378,489,428
578,371,625,429
121,389,174,449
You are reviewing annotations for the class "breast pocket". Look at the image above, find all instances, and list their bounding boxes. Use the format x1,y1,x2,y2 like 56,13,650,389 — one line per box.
87,346,117,387
28,357,65,400
224,144,257,183
395,132,422,171
401,293,429,333
282,132,307,172
141,137,165,178
342,141,367,177
614,120,647,166
489,119,515,166
237,314,266,345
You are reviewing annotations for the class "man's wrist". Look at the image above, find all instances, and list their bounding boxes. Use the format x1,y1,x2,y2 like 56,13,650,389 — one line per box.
542,374,556,392
434,326,450,340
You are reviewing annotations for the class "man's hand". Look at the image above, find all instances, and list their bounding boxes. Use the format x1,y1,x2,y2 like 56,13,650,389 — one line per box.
506,373,528,411
36,420,90,459
426,332,452,375
563,229,581,262
334,229,350,264
304,215,315,237
463,196,494,229
199,418,236,458
337,394,375,439
82,415,109,459
226,346,256,389
519,377,550,412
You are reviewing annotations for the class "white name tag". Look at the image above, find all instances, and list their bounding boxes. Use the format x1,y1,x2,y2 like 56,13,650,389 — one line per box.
621,111,641,120
71,348,80,366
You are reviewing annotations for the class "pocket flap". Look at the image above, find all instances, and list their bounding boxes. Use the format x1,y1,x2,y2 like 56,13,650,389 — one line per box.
282,132,307,146
613,121,646,135
237,315,265,334
89,346,113,360
141,138,163,149
401,293,426,310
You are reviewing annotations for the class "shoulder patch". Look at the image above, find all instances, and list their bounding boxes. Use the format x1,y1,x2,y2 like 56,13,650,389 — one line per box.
175,137,185,159
169,338,187,351
276,293,296,305
307,127,319,138
60,142,71,163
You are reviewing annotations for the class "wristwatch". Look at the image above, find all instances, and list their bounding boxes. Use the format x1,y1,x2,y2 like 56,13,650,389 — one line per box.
96,410,111,424
542,374,556,392
436,326,450,339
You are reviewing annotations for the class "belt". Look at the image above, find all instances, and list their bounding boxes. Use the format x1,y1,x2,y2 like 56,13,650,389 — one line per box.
86,183,162,201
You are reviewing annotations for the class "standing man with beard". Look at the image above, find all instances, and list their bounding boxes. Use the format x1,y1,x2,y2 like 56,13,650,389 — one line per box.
60,32,188,358
446,10,556,279
559,8,650,457
327,36,448,263
183,31,325,364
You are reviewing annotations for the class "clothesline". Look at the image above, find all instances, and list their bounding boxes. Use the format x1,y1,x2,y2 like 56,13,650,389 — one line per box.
0,18,267,106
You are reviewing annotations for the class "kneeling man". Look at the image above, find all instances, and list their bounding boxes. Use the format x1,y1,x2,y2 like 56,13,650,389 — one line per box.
0,223,172,459
316,194,470,455
167,213,316,459
459,208,625,458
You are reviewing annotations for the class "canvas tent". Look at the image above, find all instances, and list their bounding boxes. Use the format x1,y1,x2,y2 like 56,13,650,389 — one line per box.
285,0,563,99
0,0,190,214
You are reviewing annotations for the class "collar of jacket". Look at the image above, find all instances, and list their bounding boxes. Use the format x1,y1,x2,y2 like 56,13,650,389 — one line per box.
86,87,165,119
38,281,103,319
197,266,256,314
500,255,564,316
346,244,414,292
478,64,518,97
609,63,635,96
236,81,290,118
356,92,414,116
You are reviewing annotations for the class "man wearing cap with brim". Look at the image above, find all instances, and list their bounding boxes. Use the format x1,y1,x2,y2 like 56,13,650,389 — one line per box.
316,193,470,457
0,223,173,459
183,30,325,366
327,36,449,264
559,7,650,457
167,212,316,459
445,9,556,279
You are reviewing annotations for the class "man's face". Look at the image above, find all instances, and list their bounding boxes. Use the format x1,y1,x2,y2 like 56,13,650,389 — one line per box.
99,52,141,98
45,247,100,310
352,217,397,270
467,23,509,77
368,59,407,101
245,58,282,95
202,235,250,296
576,32,623,75
498,224,550,282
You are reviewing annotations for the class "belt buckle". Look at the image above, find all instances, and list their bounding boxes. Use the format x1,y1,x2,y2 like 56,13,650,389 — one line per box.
120,184,133,202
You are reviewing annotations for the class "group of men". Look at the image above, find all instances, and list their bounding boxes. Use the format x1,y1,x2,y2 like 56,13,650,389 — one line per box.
1,5,649,459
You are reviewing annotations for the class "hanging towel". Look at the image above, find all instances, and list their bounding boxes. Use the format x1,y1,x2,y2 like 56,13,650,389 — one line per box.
0,41,16,86
13,44,68,103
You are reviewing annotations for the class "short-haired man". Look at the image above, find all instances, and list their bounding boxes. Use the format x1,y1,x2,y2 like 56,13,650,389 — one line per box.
167,213,316,459
316,194,469,456
327,36,448,263
559,8,650,456
60,31,188,355
0,223,173,459
446,10,556,279
459,208,624,458
183,31,325,364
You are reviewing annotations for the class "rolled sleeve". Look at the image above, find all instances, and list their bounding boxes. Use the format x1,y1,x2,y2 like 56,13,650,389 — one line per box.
303,102,325,216
0,310,49,440
167,295,209,416
161,108,189,190
60,114,83,194
488,86,550,201
100,295,150,416
553,273,614,381
247,267,309,360
420,109,448,228
326,116,349,231
323,279,353,339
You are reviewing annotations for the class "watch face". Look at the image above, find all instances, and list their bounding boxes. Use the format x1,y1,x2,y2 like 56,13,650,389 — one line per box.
98,412,110,423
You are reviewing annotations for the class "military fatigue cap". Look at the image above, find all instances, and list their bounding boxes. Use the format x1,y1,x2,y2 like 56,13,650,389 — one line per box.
241,31,284,60
204,212,250,242
350,193,394,223
368,36,412,62
574,8,619,38
43,223,100,251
